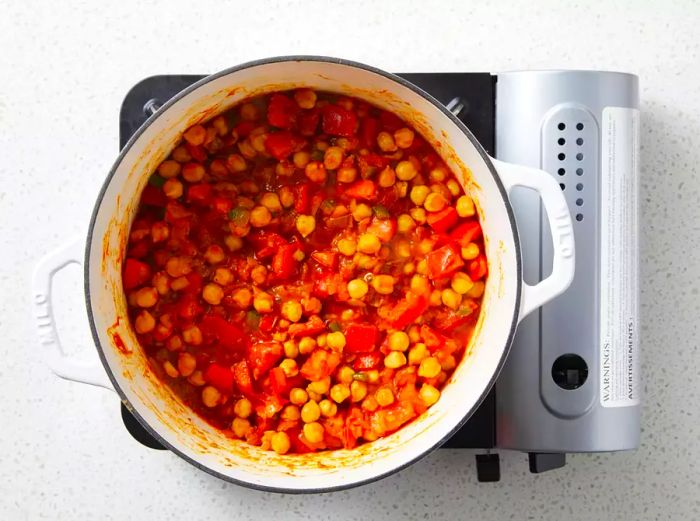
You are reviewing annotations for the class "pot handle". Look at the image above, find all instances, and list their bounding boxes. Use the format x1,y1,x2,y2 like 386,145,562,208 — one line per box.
32,236,114,390
490,158,576,321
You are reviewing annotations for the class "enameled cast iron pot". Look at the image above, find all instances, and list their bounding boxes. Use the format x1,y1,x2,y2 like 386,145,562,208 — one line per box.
33,56,575,493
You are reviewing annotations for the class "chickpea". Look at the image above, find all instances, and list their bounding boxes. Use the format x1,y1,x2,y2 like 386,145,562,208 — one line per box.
337,366,355,384
378,166,396,187
230,288,252,309
388,331,410,352
416,259,428,275
234,398,253,419
384,351,407,369
238,140,257,159
213,268,233,286
461,242,480,261
270,432,291,454
283,340,299,358
226,153,247,173
418,357,442,379
326,331,346,352
249,206,272,228
278,186,295,209
330,383,351,404
232,417,251,438
281,300,303,323
302,422,324,444
301,400,321,423
347,278,369,299
204,245,225,264
201,385,221,408
182,163,205,183
371,274,395,295
419,384,441,406
323,146,344,170
182,325,203,346
294,88,317,109
362,395,379,412
319,399,338,417
134,287,158,308
357,233,381,254
335,165,356,183
397,214,416,234
298,336,316,355
377,131,397,152
350,380,368,403
163,361,179,378
177,352,197,377
409,343,429,365
424,192,448,213
446,179,461,197
305,161,327,183
394,128,415,149
188,369,205,386
150,222,169,243
202,283,224,305
295,215,316,237
281,404,301,421
352,203,372,221
134,310,155,333
167,335,183,352
375,386,395,407
429,167,447,182
158,160,181,179
163,178,184,199
183,125,206,146
467,281,485,298
308,376,331,395
395,160,418,181
403,262,416,275
290,388,309,406
275,160,294,177
165,257,192,278
253,292,274,313
250,132,267,154
451,272,474,295
410,274,431,295
293,151,311,169
279,358,299,377
240,102,260,121
410,207,427,224
152,272,170,295
251,265,268,285
337,238,357,256
441,288,462,310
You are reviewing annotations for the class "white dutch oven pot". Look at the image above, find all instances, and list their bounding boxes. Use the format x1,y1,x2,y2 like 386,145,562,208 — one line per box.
32,57,574,493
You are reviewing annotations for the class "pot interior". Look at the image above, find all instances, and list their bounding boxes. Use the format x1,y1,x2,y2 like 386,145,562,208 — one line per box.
86,58,520,491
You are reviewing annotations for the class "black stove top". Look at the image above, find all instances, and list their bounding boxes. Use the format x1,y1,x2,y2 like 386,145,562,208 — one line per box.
118,73,500,477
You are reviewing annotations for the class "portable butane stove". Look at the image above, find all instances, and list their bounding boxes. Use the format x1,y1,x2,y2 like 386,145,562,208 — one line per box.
119,70,640,482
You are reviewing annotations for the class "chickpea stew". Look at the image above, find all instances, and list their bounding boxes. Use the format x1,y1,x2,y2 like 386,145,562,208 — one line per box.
123,89,487,455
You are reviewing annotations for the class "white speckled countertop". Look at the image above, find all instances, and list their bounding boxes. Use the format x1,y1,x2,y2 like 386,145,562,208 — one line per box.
2,1,699,519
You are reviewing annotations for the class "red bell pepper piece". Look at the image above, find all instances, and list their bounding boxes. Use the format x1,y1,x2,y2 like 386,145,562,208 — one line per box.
427,207,458,233
233,121,256,138
248,231,287,259
343,407,365,449
345,324,379,353
187,183,212,205
182,271,203,295
200,315,246,350
294,183,312,214
140,185,167,207
247,341,283,379
233,360,254,396
360,117,380,148
204,363,235,393
379,110,403,132
177,295,201,320
271,244,299,280
367,217,397,243
322,104,358,137
389,294,429,330
425,243,464,280
269,367,288,395
288,315,326,338
432,300,480,332
123,258,151,290
300,349,342,381
468,253,488,280
267,93,300,129
311,250,338,270
343,179,377,202
420,324,445,348
264,131,304,160
297,107,320,136
259,314,277,333
450,220,482,246
353,351,383,371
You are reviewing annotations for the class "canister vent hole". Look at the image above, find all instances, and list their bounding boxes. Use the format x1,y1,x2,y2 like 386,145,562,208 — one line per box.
576,137,584,145
576,153,584,161
558,153,566,161
558,168,565,176
576,183,583,191
576,168,583,176
576,123,584,131
558,138,565,145
560,183,565,191
558,122,566,130
576,213,584,222
575,198,583,206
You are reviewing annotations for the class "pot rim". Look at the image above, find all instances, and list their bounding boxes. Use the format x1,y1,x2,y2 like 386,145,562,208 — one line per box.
84,55,522,494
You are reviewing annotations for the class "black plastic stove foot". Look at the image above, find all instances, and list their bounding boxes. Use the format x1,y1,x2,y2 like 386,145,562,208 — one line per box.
475,453,501,482
528,452,566,474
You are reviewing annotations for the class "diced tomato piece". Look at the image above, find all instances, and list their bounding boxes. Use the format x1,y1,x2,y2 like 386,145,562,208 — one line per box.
259,314,277,333
187,183,212,204
425,243,464,280
363,153,387,168
300,349,341,382
360,117,380,148
371,401,415,435
255,393,286,419
204,363,235,393
182,271,203,295
247,341,283,379
313,271,342,298
185,143,207,162
264,131,304,160
200,315,246,350
164,201,192,223
432,301,480,332
367,217,396,243
389,294,429,329
345,324,379,353
234,121,256,138
343,180,377,202
269,367,288,395
420,324,445,348
248,231,287,259
311,250,338,270
450,220,482,246
468,253,488,280
353,351,382,370
123,258,151,290
140,185,167,207
343,407,365,449
297,107,320,136
177,295,201,320
287,315,326,338
379,110,403,132
427,207,458,233
233,360,254,396
211,196,233,214
294,183,312,214
267,93,300,129
271,244,299,280
322,104,358,137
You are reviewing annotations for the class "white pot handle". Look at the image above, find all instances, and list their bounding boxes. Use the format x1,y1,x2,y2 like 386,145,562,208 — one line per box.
490,158,576,321
32,236,114,390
